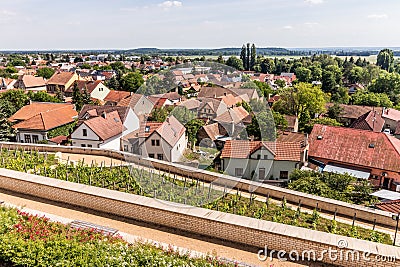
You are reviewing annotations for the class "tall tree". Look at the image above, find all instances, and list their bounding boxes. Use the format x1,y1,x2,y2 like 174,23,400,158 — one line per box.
250,44,256,71
246,43,251,71
377,49,394,72
240,45,247,71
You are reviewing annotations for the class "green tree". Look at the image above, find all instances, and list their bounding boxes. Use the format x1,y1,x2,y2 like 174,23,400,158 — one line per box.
120,72,144,92
185,119,205,148
253,80,273,98
170,106,196,125
250,44,256,71
246,111,276,141
225,56,244,70
352,90,393,107
36,67,55,79
149,106,173,122
327,103,344,121
295,67,312,82
273,82,326,120
0,89,30,111
27,91,61,103
240,45,247,71
368,72,400,101
377,49,394,72
72,83,84,111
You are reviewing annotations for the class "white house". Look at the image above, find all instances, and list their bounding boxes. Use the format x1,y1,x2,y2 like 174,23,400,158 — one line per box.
65,80,110,101
70,105,139,150
219,140,304,181
122,116,187,162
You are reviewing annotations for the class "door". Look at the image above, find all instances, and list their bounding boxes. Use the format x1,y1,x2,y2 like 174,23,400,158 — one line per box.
259,168,266,180
383,178,390,189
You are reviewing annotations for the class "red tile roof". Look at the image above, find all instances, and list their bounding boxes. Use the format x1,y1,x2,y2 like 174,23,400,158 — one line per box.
83,111,125,141
49,135,68,144
375,200,400,214
104,90,131,103
309,124,400,172
382,108,400,122
47,72,76,86
350,111,385,132
154,115,185,147
221,140,302,161
11,104,77,131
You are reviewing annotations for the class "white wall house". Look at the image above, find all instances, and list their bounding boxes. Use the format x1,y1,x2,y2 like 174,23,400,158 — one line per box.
220,140,304,181
70,105,139,150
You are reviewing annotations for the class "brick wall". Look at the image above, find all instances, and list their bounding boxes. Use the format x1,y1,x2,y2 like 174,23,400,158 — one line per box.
0,168,398,267
0,142,397,229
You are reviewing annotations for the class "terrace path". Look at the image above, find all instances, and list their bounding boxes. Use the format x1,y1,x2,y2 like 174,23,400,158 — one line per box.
0,191,317,267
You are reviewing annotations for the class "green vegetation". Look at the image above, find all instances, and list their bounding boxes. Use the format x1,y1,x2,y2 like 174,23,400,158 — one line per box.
288,170,377,205
47,121,77,139
0,207,231,266
0,149,391,245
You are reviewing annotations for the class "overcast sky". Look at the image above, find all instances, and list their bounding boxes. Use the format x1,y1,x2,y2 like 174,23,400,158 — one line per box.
0,0,399,50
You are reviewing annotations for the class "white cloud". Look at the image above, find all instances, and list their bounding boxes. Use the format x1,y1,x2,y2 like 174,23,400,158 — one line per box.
283,25,293,30
0,9,16,16
158,1,183,8
304,0,324,5
367,14,388,19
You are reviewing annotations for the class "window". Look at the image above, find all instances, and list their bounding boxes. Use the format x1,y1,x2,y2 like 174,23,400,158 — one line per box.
156,140,160,146
157,154,164,160
24,134,31,143
235,168,243,177
83,129,87,137
145,126,150,133
123,145,128,151
149,154,155,158
257,154,261,160
151,140,155,146
81,144,86,147
264,155,268,160
99,87,103,91
32,135,39,144
87,144,92,148
280,171,289,179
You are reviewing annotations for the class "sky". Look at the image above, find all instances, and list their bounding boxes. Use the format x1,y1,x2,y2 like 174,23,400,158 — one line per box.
0,0,399,50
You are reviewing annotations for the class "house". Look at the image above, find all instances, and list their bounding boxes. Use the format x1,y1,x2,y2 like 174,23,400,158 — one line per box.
151,92,182,104
350,111,385,133
324,103,383,126
382,108,400,133
177,98,201,112
103,90,131,106
213,106,250,137
219,140,303,181
198,98,228,120
122,116,187,162
197,123,228,148
0,78,16,90
65,80,110,101
47,71,79,93
284,115,299,133
279,73,296,83
308,124,400,191
47,135,68,146
9,102,78,143
70,105,139,150
117,93,154,116
15,75,46,92
70,111,126,150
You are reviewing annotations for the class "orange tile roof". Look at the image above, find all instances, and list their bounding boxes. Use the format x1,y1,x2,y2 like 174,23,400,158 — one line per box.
309,124,400,173
83,111,125,141
20,75,46,88
12,105,77,131
154,115,185,147
375,200,400,213
47,72,76,86
9,102,75,123
104,90,131,103
221,140,301,161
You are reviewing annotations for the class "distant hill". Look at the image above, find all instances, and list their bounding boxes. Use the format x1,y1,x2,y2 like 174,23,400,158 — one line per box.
123,47,302,56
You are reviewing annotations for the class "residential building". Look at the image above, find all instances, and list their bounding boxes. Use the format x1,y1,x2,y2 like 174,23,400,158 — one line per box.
104,90,131,106
47,71,79,93
0,78,16,90
65,80,110,101
15,75,46,92
324,103,383,126
219,140,304,181
350,111,385,132
70,111,126,150
197,123,228,148
70,105,139,149
9,102,78,143
308,124,400,191
382,108,400,133
198,98,228,120
117,93,154,116
122,116,187,162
